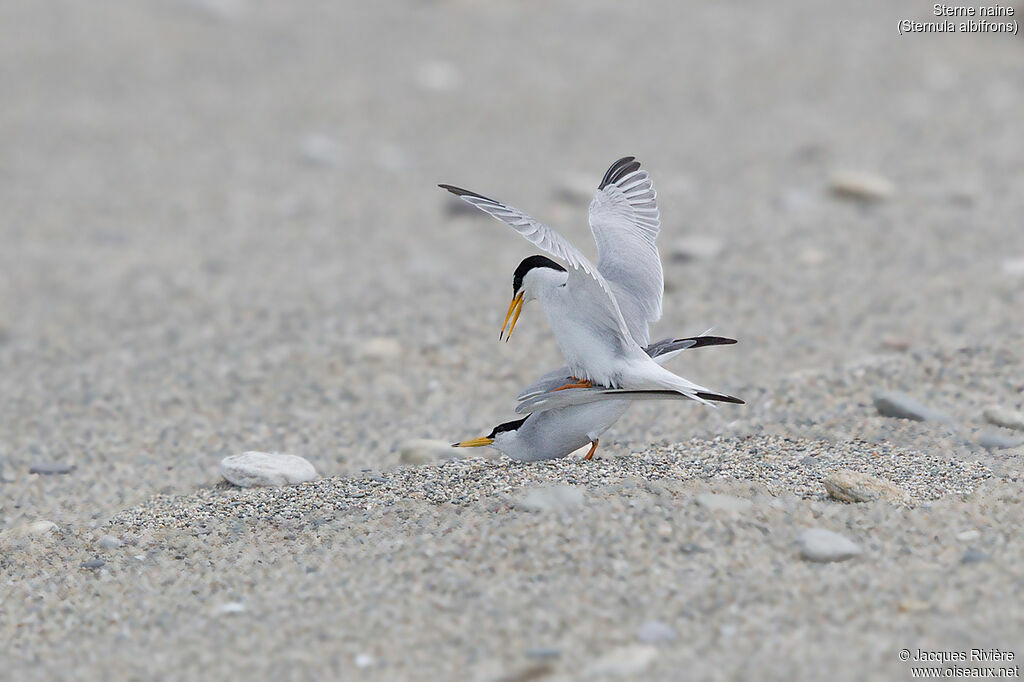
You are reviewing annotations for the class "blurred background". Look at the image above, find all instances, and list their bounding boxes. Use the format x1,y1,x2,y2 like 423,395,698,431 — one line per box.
1,0,1022,525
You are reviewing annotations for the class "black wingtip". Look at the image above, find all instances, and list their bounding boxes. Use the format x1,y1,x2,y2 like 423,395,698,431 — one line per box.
696,391,745,405
598,156,641,190
438,184,497,203
673,335,738,349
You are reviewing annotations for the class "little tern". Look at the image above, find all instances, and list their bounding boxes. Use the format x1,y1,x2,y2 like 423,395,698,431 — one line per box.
440,156,742,407
452,335,738,460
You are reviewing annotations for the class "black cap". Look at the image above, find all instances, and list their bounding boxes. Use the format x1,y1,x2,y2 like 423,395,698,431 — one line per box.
512,255,566,294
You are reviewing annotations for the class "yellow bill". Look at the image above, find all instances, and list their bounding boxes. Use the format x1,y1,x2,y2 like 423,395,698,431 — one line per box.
500,292,525,341
451,437,494,448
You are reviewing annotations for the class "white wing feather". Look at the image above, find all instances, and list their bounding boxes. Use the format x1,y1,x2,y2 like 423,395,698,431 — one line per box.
439,184,633,343
589,157,663,346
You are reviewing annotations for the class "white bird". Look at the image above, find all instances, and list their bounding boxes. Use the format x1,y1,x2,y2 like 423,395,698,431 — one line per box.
452,335,737,460
439,156,741,407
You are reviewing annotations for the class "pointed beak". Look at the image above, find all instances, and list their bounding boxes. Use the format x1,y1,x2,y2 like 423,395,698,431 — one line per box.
499,292,525,341
451,437,495,448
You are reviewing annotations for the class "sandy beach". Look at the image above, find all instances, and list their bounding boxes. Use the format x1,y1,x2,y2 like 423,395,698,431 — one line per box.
2,1,1023,679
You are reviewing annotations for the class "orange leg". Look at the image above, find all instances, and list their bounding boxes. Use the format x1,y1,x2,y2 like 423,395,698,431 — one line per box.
553,378,594,392
584,439,598,460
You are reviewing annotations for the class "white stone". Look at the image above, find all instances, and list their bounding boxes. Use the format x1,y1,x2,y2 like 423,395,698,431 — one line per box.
1001,258,1024,277
822,469,911,505
798,528,862,562
399,439,458,465
694,493,753,515
220,452,318,488
955,529,981,542
360,336,402,361
585,645,658,676
829,170,895,201
984,406,1024,431
354,653,375,669
516,485,585,512
98,535,122,550
214,602,246,615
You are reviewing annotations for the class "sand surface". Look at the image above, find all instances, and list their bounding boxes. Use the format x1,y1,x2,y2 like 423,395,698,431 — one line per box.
2,1,1023,680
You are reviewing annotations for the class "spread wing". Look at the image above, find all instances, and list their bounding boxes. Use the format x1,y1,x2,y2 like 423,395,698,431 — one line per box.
515,386,744,415
439,184,633,343
589,157,663,346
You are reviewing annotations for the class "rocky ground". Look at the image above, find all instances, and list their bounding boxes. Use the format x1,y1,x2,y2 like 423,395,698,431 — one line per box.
2,1,1023,680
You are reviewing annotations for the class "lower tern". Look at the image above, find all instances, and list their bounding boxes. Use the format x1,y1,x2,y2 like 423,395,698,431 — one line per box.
440,156,742,407
452,335,737,460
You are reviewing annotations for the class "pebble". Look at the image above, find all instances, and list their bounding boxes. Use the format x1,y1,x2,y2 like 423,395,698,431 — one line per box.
670,236,723,262
798,528,862,562
960,548,990,564
872,390,952,423
694,493,753,515
585,645,658,677
1001,258,1024,277
525,647,562,661
955,529,981,542
636,620,677,645
822,469,912,505
29,462,75,475
80,559,105,570
515,485,585,513
214,602,247,616
399,439,460,465
98,534,123,550
220,452,319,488
983,407,1024,432
977,431,1023,451
360,336,403,361
354,653,375,668
829,170,895,201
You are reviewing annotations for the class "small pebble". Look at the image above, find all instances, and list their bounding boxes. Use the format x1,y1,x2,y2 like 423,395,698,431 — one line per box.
525,647,562,661
354,653,374,668
955,529,981,542
822,469,911,505
960,548,990,565
829,170,895,201
220,452,318,488
586,645,659,677
872,390,951,423
98,535,123,550
80,559,105,570
516,485,585,512
798,528,862,563
214,602,246,615
636,620,677,645
360,336,403,361
983,407,1024,432
29,462,75,475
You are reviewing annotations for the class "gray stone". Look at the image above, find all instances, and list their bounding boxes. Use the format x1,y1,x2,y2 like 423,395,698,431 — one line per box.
798,528,862,562
636,620,677,645
29,462,75,475
872,390,951,422
694,493,753,515
80,559,105,570
822,469,912,505
526,647,562,661
978,431,1023,451
220,452,318,488
515,485,585,512
960,548,990,564
98,535,123,550
983,407,1024,432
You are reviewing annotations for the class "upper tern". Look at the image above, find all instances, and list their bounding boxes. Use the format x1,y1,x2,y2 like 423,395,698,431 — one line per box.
440,156,742,407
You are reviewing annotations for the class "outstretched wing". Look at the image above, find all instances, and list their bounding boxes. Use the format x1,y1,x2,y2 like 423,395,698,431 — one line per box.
589,157,663,346
439,184,632,342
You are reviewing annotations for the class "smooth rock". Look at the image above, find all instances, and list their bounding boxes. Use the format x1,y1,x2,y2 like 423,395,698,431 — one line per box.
399,439,458,465
360,336,402,361
214,602,246,615
978,431,1023,451
829,170,895,201
98,535,123,550
516,485,585,512
671,236,723,262
960,548,990,564
354,653,374,669
983,407,1024,432
822,469,911,505
872,390,951,422
694,493,753,515
526,647,562,661
29,462,75,475
955,529,981,542
585,645,658,677
636,620,677,645
220,452,318,488
80,559,105,570
798,528,862,563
